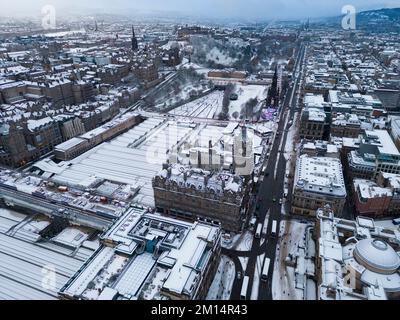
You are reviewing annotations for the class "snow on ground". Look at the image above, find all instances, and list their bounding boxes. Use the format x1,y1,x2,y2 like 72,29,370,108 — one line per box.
251,253,265,300
180,62,211,76
272,220,308,300
160,41,187,51
252,121,277,135
169,91,223,119
229,85,269,119
207,255,236,300
221,231,254,252
206,47,238,67
222,233,241,250
155,83,209,110
234,231,254,252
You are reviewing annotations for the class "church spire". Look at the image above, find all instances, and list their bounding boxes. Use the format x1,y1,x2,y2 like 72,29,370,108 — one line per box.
131,26,138,51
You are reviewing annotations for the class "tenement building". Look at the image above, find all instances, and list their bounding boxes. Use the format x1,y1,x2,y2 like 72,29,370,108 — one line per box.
352,179,393,218
330,113,362,138
299,108,327,140
153,164,250,232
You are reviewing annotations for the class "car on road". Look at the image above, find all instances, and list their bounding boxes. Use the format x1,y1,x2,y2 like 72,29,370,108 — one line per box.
237,272,242,280
279,199,283,205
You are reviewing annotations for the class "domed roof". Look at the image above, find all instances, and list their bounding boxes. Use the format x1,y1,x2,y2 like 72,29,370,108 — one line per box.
354,239,400,275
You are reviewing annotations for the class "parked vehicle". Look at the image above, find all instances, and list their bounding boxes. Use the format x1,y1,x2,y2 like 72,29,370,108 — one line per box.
240,276,250,300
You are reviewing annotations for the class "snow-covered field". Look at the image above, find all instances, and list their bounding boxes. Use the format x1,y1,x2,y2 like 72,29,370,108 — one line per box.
207,255,236,300
229,85,269,119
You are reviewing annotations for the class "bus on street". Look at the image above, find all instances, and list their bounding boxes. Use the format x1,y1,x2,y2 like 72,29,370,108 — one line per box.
271,220,278,237
255,223,263,239
261,258,271,282
240,276,250,300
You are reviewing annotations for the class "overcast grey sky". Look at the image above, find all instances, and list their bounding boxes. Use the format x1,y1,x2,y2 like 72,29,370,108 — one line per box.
0,0,398,20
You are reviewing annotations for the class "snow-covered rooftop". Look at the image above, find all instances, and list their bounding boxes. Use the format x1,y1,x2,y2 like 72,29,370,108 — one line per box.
354,179,393,199
295,155,346,197
61,210,221,300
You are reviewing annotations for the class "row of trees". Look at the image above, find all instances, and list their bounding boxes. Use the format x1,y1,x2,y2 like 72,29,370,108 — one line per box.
240,98,259,121
218,84,235,120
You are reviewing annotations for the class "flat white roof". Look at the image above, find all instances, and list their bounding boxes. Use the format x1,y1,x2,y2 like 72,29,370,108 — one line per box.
55,137,87,152
365,130,400,156
296,155,346,196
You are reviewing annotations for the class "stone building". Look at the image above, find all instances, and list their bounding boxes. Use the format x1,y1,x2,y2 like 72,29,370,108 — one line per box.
0,122,33,167
292,155,347,217
299,108,327,140
153,164,251,232
315,207,400,300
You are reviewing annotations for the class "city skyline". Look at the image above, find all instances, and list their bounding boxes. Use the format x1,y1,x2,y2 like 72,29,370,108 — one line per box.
0,0,399,20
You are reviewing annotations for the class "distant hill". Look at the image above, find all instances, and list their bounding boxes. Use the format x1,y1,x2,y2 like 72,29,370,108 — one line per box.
357,8,400,22
321,7,400,32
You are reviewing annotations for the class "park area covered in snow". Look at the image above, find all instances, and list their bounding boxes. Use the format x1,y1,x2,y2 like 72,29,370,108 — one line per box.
206,47,238,67
229,84,269,119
